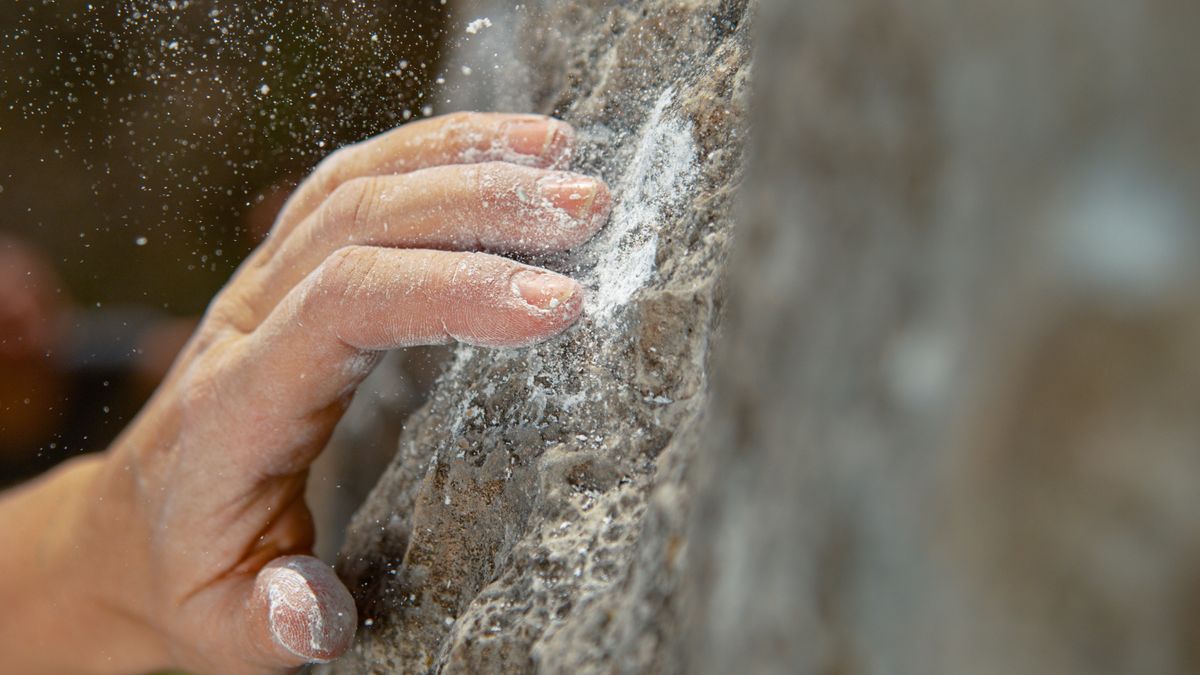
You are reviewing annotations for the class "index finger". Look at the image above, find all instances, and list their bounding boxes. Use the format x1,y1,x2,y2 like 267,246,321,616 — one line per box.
269,112,576,243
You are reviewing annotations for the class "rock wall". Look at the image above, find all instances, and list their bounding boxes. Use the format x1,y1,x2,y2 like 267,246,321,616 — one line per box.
327,0,1200,673
327,1,752,672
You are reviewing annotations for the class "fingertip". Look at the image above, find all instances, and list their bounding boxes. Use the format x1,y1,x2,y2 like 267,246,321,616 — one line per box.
499,116,576,168
499,267,586,345
441,256,585,348
535,172,611,229
471,164,609,253
254,556,356,665
511,269,583,313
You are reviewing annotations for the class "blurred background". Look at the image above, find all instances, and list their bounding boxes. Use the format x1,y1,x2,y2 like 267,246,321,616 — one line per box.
0,1,451,487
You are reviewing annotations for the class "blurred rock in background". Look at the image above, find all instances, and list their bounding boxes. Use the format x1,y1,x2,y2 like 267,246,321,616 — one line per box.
690,1,1200,674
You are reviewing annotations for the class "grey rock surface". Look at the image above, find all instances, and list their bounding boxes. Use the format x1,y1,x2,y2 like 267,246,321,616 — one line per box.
327,1,752,672
326,0,1200,673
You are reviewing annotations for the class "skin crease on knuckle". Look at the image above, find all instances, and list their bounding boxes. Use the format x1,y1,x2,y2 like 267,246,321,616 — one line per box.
266,142,360,241
318,177,374,241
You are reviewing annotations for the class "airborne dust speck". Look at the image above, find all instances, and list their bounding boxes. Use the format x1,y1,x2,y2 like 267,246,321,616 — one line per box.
465,18,493,34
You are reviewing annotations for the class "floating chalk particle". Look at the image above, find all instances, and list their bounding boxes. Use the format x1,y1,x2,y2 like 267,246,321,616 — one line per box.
465,18,492,34
135,236,148,246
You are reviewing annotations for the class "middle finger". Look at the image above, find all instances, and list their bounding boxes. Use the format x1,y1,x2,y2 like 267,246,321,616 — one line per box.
239,162,610,326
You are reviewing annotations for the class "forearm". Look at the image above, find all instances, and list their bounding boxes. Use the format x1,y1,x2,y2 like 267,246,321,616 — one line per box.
0,454,168,674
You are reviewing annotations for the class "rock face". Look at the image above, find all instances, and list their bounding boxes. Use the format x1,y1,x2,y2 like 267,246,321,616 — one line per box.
327,1,752,672
329,0,1200,673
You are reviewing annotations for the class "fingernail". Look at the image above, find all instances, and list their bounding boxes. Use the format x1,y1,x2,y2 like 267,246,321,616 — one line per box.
505,118,573,159
511,270,580,310
538,173,600,219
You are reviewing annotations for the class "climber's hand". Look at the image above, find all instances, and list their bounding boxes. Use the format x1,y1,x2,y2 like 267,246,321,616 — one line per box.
0,113,609,674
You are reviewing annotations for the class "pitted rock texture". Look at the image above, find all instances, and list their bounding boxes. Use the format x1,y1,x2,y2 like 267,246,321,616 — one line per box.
326,1,752,672
327,0,1200,673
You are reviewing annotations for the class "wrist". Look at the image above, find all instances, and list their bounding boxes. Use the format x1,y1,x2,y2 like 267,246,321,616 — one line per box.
0,453,171,674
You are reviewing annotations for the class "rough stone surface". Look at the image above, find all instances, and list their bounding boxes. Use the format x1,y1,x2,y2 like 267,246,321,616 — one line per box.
326,1,752,672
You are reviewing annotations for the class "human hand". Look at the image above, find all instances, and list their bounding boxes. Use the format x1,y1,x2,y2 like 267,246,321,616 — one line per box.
0,113,609,674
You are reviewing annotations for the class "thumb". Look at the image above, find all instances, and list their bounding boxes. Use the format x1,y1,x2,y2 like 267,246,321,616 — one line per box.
245,555,357,666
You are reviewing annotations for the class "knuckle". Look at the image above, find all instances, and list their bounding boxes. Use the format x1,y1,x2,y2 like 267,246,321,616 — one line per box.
177,348,236,415
322,177,377,233
447,251,500,287
179,366,219,411
402,249,443,283
316,245,366,286
312,144,355,185
304,246,375,313
473,161,523,196
468,162,494,194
